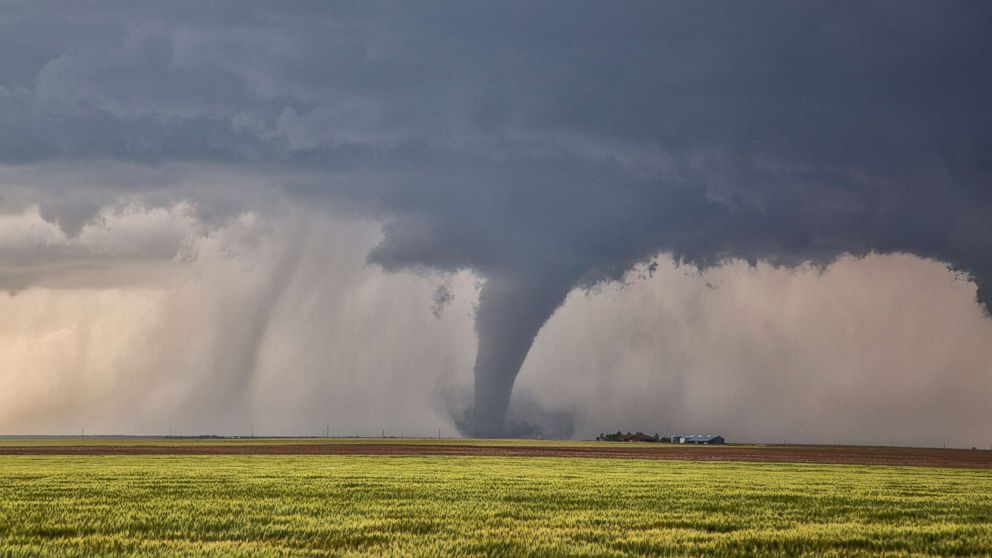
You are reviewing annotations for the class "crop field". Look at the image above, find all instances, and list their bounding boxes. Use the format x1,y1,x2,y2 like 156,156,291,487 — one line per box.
1,450,991,557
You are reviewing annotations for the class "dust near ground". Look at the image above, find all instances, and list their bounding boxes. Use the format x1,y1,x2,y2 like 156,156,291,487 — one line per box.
1,441,991,468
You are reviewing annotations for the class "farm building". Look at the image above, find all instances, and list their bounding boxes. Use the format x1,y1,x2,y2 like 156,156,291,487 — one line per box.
671,434,725,444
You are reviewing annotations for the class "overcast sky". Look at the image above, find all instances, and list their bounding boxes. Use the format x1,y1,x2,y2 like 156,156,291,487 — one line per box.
1,2,991,445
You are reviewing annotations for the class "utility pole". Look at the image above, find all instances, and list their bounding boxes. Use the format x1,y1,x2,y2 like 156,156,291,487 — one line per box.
381,428,385,438
326,425,330,438
438,429,441,440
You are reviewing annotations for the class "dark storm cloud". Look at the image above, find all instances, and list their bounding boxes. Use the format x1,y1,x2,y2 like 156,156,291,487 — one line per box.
2,1,991,435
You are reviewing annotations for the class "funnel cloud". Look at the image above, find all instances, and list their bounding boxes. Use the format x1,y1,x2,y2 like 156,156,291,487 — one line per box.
1,2,992,441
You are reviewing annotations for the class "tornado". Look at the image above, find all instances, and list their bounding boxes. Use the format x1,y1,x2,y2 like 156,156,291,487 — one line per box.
465,272,576,437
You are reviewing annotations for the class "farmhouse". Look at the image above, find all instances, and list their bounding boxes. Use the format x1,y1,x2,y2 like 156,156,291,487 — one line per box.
671,434,725,444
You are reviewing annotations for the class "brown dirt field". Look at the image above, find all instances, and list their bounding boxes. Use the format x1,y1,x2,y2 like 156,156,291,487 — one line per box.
1,442,991,468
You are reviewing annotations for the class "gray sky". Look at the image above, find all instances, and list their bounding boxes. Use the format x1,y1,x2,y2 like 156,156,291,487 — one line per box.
1,2,991,444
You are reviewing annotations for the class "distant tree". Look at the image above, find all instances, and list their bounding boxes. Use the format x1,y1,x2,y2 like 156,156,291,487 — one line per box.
597,430,665,443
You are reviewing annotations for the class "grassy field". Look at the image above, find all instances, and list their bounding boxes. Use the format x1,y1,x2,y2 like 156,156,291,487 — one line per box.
1,455,991,557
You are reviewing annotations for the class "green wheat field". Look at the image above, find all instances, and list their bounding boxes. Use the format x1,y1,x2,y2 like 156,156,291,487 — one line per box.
1,453,991,557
